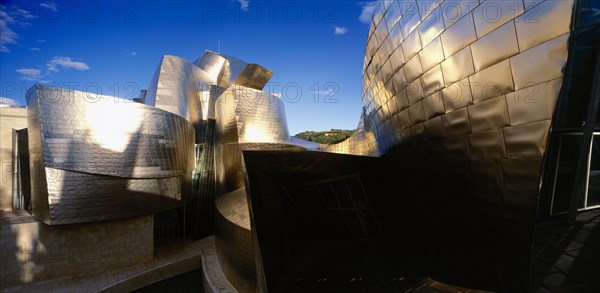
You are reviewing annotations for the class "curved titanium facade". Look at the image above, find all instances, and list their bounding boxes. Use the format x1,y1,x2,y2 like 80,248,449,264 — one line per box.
143,55,217,125
194,51,273,90
352,0,573,290
358,0,573,156
210,72,308,291
26,85,195,225
241,1,599,292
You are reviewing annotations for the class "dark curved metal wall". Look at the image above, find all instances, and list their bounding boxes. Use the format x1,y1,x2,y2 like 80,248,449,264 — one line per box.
239,1,600,292
351,0,574,290
214,189,256,293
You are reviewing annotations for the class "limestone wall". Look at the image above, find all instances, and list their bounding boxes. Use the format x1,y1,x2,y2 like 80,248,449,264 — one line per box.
0,107,27,211
0,214,153,288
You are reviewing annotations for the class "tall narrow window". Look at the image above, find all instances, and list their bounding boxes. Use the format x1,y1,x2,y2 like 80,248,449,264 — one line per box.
539,7,600,219
584,135,600,209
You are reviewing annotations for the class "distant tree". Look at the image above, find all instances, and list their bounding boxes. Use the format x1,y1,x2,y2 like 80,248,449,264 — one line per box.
293,129,354,144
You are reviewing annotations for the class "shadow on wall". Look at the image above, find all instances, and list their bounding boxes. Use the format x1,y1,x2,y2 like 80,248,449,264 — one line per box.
242,149,536,292
0,213,153,289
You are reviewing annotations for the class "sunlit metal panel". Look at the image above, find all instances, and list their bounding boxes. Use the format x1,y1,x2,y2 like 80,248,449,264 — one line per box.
26,84,195,225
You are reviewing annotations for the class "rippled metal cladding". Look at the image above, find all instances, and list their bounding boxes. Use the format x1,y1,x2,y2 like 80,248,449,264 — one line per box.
25,50,303,225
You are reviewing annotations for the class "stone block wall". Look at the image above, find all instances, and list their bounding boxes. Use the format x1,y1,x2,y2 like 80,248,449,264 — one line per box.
0,215,153,288
0,108,27,211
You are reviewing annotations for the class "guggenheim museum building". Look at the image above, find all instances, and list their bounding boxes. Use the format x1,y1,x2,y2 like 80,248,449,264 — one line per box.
1,0,599,292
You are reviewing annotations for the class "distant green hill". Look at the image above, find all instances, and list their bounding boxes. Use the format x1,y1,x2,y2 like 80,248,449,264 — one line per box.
294,129,354,144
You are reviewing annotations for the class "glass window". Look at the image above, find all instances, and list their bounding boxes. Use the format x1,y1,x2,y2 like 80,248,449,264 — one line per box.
554,27,600,128
551,134,584,214
576,0,600,29
585,135,600,208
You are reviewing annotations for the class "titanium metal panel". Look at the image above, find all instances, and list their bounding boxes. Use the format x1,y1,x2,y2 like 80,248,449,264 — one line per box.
389,44,406,73
503,120,551,158
233,64,273,91
408,101,426,124
442,77,473,112
467,96,510,133
403,54,423,83
472,0,524,38
399,2,421,38
442,107,471,137
406,78,425,105
468,128,507,160
417,5,445,47
214,189,256,293
193,50,228,82
469,59,514,103
514,0,574,51
419,36,444,72
397,108,412,129
235,89,289,143
440,0,478,26
440,46,474,85
45,168,182,224
510,34,569,90
384,0,402,30
440,12,476,57
387,22,404,52
470,20,520,71
193,50,273,90
145,55,214,121
506,79,563,126
421,65,444,97
422,91,445,119
419,1,442,21
401,30,422,60
423,116,445,139
443,135,470,160
26,85,195,225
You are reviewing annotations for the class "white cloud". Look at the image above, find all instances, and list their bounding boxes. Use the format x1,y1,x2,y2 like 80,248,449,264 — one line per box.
0,5,13,21
334,26,348,35
1,6,18,52
0,96,25,108
16,68,42,81
0,5,37,52
0,19,18,52
130,51,137,56
358,1,377,24
29,47,40,51
47,56,90,71
14,8,34,25
237,0,249,11
37,39,46,43
40,2,58,12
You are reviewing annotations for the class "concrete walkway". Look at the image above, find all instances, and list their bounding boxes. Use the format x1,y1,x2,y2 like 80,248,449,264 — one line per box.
1,236,235,293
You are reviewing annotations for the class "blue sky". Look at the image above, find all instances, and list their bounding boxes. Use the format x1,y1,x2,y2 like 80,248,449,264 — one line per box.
0,0,377,135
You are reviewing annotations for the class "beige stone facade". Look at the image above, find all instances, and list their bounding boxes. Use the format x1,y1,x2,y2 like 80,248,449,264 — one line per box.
0,213,153,289
0,107,27,211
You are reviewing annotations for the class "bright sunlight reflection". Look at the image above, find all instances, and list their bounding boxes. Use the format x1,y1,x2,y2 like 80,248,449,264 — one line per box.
243,123,270,142
84,100,143,152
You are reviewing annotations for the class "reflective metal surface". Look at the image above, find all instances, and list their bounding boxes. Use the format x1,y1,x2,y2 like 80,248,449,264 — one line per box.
355,0,573,156
241,1,591,292
16,1,598,290
349,0,576,290
193,51,273,90
26,85,195,225
21,50,315,291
